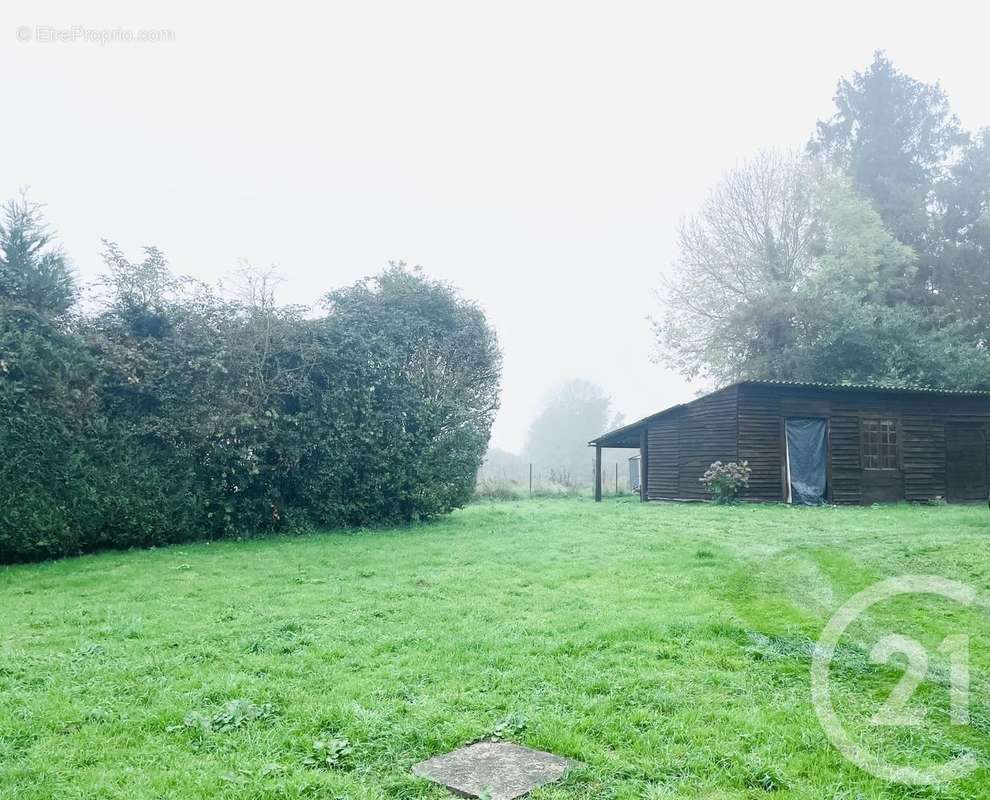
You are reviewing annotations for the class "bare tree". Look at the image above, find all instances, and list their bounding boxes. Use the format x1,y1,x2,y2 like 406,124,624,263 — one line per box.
655,150,924,386
656,151,822,383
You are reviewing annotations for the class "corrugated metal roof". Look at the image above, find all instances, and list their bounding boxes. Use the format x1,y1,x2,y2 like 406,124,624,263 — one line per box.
587,403,685,446
741,379,990,397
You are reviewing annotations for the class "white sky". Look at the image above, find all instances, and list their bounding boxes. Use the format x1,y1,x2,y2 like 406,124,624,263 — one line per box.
4,1,990,452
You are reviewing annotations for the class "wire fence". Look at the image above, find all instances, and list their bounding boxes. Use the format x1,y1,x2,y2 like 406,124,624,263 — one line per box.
476,455,640,500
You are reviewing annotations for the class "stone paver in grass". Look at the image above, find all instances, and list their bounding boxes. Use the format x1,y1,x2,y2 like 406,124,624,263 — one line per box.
412,741,579,800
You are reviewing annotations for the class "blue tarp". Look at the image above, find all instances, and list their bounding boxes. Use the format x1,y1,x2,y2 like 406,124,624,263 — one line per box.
786,418,827,505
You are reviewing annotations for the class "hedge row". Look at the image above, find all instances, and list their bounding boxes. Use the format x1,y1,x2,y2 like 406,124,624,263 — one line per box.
0,204,500,562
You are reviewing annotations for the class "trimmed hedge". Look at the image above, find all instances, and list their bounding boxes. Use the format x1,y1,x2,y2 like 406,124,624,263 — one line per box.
0,251,501,562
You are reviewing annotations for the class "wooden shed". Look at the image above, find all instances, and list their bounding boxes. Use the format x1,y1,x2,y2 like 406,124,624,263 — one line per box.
589,380,990,505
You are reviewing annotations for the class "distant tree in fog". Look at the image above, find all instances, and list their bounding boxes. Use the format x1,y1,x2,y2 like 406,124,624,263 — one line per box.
523,379,618,483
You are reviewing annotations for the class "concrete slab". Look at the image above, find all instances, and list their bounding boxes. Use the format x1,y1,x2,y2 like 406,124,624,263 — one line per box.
412,741,579,799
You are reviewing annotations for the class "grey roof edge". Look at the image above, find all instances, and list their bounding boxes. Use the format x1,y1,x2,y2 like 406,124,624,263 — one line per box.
588,379,990,446
741,378,990,396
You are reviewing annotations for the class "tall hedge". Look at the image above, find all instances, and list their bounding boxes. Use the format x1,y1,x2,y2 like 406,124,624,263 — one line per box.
0,208,501,562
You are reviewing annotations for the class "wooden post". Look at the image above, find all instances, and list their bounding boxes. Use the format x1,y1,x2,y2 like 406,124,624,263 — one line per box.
529,463,532,495
640,428,648,502
594,445,602,502
615,463,619,495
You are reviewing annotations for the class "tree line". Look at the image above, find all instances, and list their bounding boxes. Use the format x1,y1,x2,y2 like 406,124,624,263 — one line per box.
657,52,990,389
0,199,501,562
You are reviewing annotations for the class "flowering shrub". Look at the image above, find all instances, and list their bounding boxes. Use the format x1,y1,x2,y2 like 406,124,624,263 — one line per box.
700,460,751,504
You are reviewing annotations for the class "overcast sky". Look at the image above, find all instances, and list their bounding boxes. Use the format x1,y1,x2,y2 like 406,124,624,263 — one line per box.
4,1,990,452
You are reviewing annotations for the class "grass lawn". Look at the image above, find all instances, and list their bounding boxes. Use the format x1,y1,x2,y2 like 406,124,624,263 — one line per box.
2,498,989,799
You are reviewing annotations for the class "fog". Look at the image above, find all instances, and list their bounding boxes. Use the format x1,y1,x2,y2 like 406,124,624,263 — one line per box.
5,0,990,451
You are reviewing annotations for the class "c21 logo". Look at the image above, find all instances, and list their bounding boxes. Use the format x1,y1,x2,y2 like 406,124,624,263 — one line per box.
811,575,979,785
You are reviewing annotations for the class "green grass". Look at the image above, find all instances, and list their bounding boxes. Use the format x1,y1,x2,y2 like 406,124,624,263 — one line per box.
2,498,989,799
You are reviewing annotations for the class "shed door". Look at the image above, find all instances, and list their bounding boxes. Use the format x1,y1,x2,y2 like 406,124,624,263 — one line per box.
945,424,987,502
785,418,828,505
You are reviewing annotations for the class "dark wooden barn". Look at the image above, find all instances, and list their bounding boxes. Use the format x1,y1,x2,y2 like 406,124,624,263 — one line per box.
589,380,990,505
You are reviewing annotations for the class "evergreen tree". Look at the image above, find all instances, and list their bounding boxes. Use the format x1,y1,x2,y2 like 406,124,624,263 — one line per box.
810,51,966,256
0,193,76,316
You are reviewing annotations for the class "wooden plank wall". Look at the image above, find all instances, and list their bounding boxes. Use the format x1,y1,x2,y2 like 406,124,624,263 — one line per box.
645,412,679,500
739,385,990,504
901,414,945,501
901,399,990,501
677,386,739,498
736,384,784,501
646,386,738,500
828,412,862,504
644,383,990,504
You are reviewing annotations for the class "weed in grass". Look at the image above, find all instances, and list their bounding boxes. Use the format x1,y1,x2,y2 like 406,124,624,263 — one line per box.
302,736,353,770
172,699,277,739
487,713,528,741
